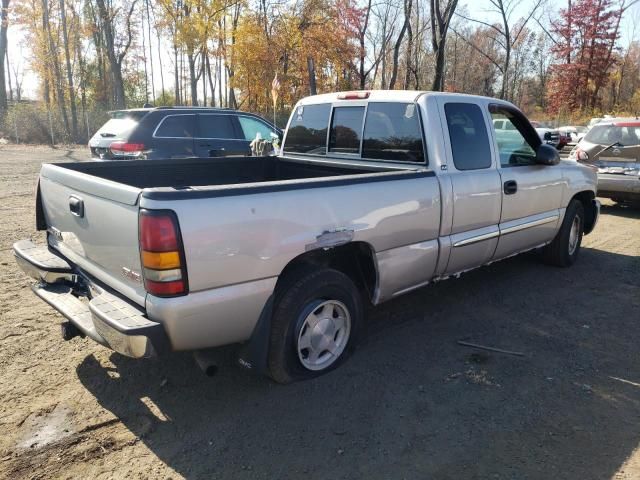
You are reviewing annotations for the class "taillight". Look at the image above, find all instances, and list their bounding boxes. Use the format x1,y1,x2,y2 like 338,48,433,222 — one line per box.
139,210,188,297
575,148,589,161
111,141,145,157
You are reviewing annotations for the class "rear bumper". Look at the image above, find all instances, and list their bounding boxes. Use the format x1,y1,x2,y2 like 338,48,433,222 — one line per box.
597,173,640,198
13,240,170,358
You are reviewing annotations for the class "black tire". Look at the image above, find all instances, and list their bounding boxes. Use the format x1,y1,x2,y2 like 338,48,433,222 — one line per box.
542,199,585,267
268,268,363,384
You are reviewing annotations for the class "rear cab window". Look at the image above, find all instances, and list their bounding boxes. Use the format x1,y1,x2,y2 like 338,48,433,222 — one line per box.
154,115,195,138
284,100,426,164
362,102,424,162
328,106,365,154
284,104,332,155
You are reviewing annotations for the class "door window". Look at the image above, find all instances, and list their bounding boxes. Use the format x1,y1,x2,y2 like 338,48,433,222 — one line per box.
154,115,195,138
444,103,492,170
239,116,277,142
285,103,331,155
328,106,365,154
490,112,536,167
362,102,425,163
197,114,239,139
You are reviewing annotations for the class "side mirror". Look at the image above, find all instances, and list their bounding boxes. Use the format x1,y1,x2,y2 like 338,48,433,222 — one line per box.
536,143,560,165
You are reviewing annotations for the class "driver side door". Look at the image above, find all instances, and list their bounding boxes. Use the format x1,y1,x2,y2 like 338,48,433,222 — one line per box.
489,105,565,260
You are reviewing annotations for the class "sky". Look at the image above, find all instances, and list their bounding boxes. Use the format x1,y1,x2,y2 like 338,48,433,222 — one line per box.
6,0,640,100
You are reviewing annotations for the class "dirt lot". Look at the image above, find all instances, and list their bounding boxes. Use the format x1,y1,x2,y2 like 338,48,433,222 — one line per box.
0,145,639,480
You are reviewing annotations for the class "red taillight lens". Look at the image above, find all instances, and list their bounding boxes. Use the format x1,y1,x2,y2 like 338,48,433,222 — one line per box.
576,149,589,161
110,142,145,155
139,210,188,297
140,215,178,251
337,91,370,100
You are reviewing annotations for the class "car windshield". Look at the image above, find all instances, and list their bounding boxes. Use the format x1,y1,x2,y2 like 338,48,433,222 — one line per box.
584,124,640,146
95,111,148,138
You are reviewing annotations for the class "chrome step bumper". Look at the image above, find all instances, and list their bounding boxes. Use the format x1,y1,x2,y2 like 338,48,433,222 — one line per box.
13,240,169,358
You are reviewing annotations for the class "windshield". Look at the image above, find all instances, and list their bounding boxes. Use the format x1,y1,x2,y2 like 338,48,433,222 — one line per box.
584,124,640,146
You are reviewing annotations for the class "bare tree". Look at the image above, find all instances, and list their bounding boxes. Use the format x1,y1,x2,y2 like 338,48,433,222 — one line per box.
431,0,459,91
456,0,544,99
95,0,138,108
389,0,412,89
59,0,79,141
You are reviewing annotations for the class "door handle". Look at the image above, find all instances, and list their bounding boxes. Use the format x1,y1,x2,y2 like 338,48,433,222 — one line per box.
503,180,518,195
69,195,84,217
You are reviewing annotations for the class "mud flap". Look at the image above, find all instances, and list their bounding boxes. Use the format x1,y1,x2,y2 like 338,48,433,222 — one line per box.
236,295,274,375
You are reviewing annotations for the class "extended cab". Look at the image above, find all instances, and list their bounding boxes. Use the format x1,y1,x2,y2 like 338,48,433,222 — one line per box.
14,91,600,383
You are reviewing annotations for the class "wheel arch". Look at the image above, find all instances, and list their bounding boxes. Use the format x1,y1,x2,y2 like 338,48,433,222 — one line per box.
275,241,378,304
571,190,597,234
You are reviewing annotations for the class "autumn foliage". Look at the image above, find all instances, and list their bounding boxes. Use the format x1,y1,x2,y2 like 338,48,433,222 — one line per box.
547,0,623,114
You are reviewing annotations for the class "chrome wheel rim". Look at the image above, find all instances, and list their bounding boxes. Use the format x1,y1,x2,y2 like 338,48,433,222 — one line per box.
568,215,581,255
297,300,351,371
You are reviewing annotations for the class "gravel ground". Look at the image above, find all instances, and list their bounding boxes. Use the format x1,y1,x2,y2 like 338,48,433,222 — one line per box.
0,145,639,480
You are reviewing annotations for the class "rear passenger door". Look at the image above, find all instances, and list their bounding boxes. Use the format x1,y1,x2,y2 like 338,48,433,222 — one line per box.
151,114,196,158
194,114,249,157
439,100,502,275
488,105,564,259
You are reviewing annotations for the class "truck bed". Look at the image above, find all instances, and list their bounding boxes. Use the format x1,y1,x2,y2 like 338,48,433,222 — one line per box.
55,156,399,189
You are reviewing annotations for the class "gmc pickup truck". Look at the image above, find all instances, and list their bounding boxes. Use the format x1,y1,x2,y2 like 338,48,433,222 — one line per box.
14,91,600,383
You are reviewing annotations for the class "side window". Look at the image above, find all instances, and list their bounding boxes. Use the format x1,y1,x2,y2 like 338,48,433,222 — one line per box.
444,103,492,170
154,115,195,138
197,114,239,139
362,102,425,163
239,116,277,142
285,103,331,155
328,106,365,154
490,111,536,167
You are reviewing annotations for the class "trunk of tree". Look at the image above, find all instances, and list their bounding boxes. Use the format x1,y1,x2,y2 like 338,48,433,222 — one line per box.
358,0,371,89
5,46,12,102
95,0,137,109
75,24,89,142
145,0,155,103
403,20,413,89
0,0,10,116
173,40,180,105
430,0,458,92
59,0,79,142
42,0,71,138
206,54,216,107
188,52,198,105
307,56,317,95
389,0,411,90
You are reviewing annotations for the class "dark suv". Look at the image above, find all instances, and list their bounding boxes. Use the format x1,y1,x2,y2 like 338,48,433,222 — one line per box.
88,107,282,160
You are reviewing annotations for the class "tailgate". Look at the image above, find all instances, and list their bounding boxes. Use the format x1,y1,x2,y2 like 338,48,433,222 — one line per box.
39,164,146,306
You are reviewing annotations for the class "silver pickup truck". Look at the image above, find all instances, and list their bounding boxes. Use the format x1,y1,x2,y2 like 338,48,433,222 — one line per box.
14,91,600,383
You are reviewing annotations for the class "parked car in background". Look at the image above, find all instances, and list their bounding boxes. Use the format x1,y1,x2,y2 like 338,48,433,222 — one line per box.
535,127,563,149
88,107,282,160
15,90,600,383
571,120,640,204
559,126,588,146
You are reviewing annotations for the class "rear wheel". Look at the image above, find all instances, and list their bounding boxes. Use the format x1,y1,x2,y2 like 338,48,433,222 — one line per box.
268,268,362,384
542,199,585,267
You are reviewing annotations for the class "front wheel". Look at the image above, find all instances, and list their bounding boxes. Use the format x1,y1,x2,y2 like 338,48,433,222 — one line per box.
268,268,363,384
542,199,585,267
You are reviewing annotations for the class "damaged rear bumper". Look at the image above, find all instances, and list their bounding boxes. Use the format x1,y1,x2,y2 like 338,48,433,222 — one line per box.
13,239,170,358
